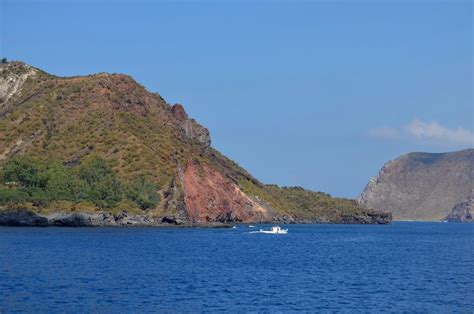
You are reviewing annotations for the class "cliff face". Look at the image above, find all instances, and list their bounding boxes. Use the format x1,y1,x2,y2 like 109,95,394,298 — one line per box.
358,150,473,221
182,161,270,222
445,198,473,223
0,61,391,225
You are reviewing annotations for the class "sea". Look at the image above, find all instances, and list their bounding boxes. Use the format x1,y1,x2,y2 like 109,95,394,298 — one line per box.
0,222,473,313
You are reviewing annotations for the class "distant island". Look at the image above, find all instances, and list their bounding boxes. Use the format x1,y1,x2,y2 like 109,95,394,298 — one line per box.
0,61,391,227
358,149,473,222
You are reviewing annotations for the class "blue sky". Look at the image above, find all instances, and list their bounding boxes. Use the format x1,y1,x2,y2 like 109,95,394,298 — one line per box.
1,0,472,198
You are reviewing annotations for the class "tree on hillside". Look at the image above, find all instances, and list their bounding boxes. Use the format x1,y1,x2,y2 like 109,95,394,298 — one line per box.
78,158,122,208
126,176,160,210
0,156,160,210
2,156,48,188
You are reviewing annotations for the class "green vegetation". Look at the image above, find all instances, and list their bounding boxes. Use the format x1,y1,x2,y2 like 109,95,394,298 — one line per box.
125,176,161,210
0,156,159,210
240,178,367,221
1,58,6,64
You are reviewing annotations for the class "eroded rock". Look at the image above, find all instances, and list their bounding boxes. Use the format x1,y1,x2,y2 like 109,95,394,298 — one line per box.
445,198,473,222
47,212,93,227
0,61,37,105
0,209,48,226
171,104,211,146
182,161,271,223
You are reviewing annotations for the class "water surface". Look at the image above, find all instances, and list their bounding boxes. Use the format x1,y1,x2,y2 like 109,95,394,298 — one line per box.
0,222,473,312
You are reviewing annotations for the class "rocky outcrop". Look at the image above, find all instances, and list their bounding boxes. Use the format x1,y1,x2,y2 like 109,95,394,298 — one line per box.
161,216,180,225
0,61,37,106
47,212,95,227
47,212,160,227
171,104,211,146
445,198,473,222
358,149,473,221
182,161,271,223
0,209,48,226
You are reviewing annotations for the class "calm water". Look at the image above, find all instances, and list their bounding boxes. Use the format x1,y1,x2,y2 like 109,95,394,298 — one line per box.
0,223,473,313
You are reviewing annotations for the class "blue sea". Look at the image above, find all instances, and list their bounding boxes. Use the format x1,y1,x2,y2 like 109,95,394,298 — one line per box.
0,222,473,313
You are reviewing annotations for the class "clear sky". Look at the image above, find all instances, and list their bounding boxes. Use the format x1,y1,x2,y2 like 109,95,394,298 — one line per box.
0,0,472,198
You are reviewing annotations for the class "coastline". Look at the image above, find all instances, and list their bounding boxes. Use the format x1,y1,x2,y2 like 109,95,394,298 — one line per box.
0,208,392,227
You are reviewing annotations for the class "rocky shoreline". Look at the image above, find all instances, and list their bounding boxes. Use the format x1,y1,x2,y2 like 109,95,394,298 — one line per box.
0,209,392,227
445,198,473,223
0,210,233,228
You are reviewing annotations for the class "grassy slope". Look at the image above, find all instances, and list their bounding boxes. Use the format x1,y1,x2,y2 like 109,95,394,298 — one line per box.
240,179,370,221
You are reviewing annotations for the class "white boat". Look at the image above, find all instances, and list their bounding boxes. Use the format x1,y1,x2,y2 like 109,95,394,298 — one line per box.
258,226,288,234
248,225,255,228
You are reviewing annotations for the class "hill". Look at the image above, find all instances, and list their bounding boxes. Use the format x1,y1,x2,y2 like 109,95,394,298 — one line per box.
358,149,473,221
0,61,391,226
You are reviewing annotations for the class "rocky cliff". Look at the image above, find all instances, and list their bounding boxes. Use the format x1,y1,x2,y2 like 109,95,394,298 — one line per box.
445,198,473,222
358,149,473,221
0,61,391,226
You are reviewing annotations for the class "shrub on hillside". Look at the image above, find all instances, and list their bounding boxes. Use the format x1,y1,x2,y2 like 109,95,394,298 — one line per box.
125,176,160,210
0,156,160,210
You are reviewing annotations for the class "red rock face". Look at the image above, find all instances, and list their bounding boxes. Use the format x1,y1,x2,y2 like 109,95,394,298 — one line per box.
182,161,269,223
